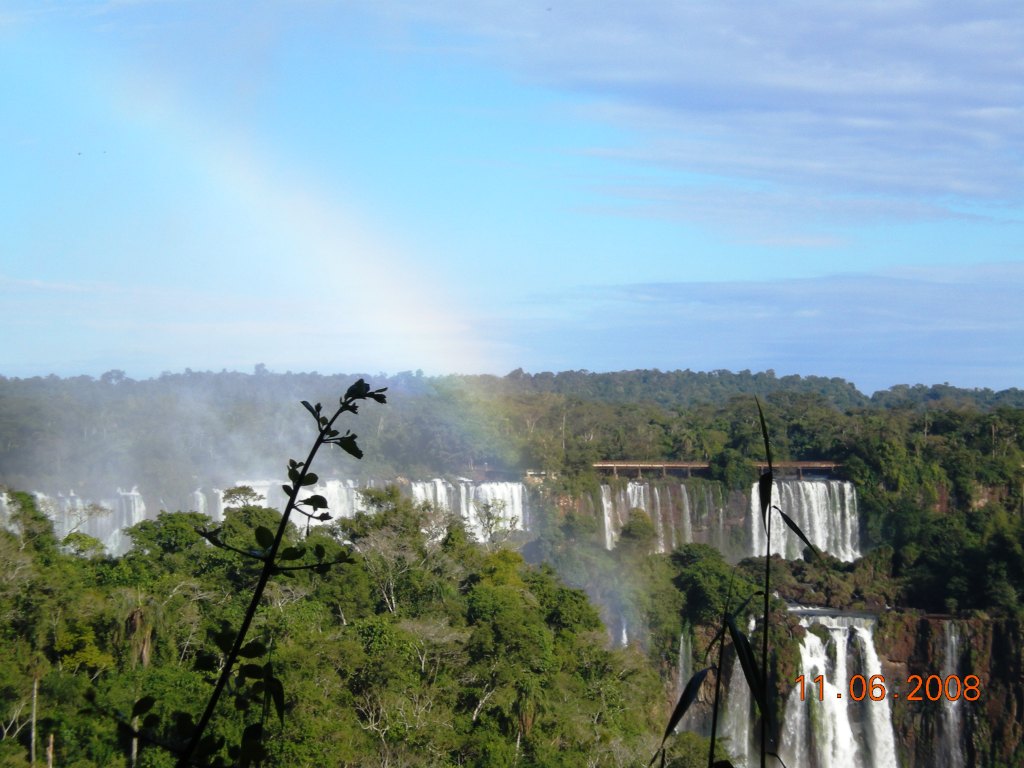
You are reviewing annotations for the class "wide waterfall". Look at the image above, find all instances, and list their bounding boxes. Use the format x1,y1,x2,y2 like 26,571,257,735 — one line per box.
599,480,730,555
14,478,528,555
211,479,529,543
749,479,861,561
409,480,528,544
29,488,148,556
599,478,859,561
779,611,898,768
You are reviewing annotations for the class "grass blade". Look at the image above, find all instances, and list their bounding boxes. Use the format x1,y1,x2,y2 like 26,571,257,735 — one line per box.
777,507,819,560
725,615,766,718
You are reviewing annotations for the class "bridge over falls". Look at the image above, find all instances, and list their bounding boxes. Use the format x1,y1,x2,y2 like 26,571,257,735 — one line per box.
592,460,842,479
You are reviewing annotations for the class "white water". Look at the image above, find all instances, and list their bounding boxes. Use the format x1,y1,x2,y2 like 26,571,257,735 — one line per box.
749,480,861,561
780,613,898,768
939,622,967,768
677,631,693,704
409,480,527,544
0,490,11,529
721,654,753,767
855,626,899,767
679,486,693,547
599,481,718,553
31,488,149,556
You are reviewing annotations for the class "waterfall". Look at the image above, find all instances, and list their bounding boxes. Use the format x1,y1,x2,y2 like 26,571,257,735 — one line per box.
720,616,758,766
677,631,693,704
854,626,898,767
679,484,693,547
599,481,702,554
780,612,898,768
939,622,967,768
600,485,616,550
598,480,743,556
721,654,754,767
191,489,209,519
315,479,375,521
31,488,149,556
409,479,527,544
749,480,861,561
651,485,666,553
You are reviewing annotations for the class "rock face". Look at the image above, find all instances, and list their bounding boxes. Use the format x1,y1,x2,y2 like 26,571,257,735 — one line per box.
875,614,1024,768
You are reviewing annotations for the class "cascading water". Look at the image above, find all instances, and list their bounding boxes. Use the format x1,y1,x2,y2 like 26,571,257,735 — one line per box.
315,479,377,521
780,611,898,768
720,616,758,767
721,653,754,767
599,481,707,554
0,490,11,528
677,631,693,703
409,480,528,543
600,485,616,550
749,480,861,561
938,622,967,768
31,488,149,556
679,485,693,547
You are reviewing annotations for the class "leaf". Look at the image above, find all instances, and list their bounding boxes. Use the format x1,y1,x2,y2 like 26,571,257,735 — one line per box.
778,508,820,559
132,695,156,718
726,615,767,720
213,626,235,655
238,640,267,658
661,666,712,742
302,494,328,510
173,711,195,738
755,396,773,468
314,543,326,560
196,735,225,760
142,713,160,730
345,378,370,400
254,526,274,550
194,651,218,672
316,512,332,521
196,526,223,547
279,546,305,561
300,400,319,420
758,471,774,525
300,472,318,486
281,484,292,497
267,676,285,726
335,434,363,459
287,466,300,484
238,663,263,679
238,723,265,768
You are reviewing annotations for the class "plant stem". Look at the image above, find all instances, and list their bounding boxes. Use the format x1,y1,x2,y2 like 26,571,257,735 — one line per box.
177,403,348,766
761,501,771,768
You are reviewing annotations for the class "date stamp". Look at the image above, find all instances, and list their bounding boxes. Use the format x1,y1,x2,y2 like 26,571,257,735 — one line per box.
794,674,981,702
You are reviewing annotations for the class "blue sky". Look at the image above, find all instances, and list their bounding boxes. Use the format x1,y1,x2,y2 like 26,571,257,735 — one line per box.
1,1,1022,393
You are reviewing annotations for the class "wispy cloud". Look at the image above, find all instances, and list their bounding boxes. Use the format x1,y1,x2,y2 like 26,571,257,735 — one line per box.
392,1,1024,227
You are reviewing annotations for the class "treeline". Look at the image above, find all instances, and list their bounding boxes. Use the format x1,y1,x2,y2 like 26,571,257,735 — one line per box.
1,367,1022,496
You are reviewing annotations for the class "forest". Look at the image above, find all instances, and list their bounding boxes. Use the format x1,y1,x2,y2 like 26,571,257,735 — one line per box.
0,368,1022,766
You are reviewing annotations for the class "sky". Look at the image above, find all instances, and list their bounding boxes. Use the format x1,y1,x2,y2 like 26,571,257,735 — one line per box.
1,1,1022,394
